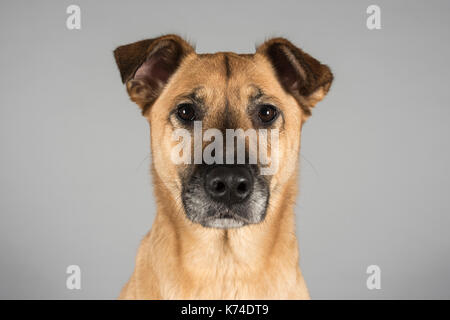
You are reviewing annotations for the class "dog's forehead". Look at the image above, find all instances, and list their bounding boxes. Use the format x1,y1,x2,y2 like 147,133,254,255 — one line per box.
171,52,281,106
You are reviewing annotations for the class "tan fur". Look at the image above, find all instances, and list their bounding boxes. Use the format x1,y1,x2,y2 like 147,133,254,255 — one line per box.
115,36,332,299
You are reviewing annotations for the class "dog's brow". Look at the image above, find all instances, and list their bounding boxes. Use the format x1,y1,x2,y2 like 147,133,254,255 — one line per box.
249,85,264,101
176,86,205,104
248,84,277,104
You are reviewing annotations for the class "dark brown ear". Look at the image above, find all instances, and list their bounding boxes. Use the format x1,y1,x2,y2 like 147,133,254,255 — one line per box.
256,38,333,116
113,34,194,114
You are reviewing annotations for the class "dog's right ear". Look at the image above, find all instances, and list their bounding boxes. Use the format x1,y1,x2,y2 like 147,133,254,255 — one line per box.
114,34,195,114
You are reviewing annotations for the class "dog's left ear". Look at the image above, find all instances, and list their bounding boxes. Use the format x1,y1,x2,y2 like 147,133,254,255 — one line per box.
256,38,333,117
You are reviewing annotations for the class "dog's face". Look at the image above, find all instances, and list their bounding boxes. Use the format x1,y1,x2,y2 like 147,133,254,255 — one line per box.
114,35,332,229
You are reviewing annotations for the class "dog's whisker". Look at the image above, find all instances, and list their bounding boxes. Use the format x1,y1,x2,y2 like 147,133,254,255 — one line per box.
300,153,320,178
135,153,151,171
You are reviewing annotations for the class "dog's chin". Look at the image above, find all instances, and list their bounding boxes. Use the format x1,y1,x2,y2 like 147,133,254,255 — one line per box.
184,205,267,229
201,217,246,229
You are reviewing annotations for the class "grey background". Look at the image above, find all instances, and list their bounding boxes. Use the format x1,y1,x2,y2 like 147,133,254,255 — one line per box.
0,0,449,299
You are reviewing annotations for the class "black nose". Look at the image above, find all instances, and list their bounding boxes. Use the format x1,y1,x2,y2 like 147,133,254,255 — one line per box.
204,166,253,205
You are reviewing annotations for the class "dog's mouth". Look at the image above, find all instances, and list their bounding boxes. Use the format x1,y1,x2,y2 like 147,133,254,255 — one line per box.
181,164,270,229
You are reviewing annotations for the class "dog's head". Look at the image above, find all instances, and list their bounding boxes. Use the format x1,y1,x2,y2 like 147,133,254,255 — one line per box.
114,34,332,229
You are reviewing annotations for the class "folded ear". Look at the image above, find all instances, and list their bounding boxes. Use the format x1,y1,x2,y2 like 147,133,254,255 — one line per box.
256,38,333,117
114,34,195,114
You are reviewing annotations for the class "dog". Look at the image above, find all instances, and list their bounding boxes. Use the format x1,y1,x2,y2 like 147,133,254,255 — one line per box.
113,34,333,299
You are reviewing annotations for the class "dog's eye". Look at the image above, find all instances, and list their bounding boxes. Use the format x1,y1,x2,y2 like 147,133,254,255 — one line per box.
176,103,196,122
257,104,278,124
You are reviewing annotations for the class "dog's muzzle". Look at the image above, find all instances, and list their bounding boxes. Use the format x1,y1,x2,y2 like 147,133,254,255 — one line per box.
181,164,269,229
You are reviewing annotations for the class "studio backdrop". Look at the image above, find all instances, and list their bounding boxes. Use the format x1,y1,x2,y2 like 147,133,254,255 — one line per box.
0,0,449,299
